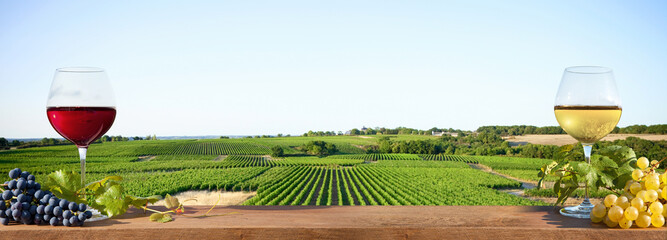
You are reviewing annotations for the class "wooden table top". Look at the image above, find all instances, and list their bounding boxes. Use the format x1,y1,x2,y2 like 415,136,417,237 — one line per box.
2,205,666,239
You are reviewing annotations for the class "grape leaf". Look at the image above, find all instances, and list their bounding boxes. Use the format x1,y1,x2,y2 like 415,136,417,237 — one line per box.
537,162,554,189
164,194,180,209
43,170,85,202
128,195,160,209
84,175,123,192
553,179,561,196
591,155,618,171
92,183,132,218
613,172,633,190
556,186,577,206
150,213,173,223
572,161,600,189
596,171,615,188
599,145,636,165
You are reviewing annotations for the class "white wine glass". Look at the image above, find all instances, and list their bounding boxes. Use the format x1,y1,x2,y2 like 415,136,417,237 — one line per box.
554,66,622,218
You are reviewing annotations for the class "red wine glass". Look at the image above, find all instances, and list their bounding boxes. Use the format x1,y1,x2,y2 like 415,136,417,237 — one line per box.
46,67,116,186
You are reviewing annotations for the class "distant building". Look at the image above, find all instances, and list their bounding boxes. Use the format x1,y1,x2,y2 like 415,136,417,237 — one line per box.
432,131,458,137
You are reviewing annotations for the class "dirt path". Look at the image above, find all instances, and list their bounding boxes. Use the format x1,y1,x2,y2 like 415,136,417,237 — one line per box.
505,134,667,146
468,163,601,206
135,155,156,162
154,190,256,206
499,189,602,206
213,155,228,161
467,163,540,189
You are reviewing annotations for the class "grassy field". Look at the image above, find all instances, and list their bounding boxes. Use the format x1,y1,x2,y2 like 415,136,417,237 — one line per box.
0,136,550,206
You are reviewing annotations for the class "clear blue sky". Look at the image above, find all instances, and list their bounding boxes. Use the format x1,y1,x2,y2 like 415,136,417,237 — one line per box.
1,1,666,138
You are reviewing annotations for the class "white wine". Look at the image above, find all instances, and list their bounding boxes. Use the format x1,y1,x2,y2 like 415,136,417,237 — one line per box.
554,105,622,144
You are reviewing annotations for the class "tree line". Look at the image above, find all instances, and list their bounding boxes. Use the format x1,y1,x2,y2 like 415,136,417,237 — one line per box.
302,127,470,136
364,132,665,161
270,141,339,158
611,124,667,134
301,124,667,138
349,127,469,136
477,124,667,136
1,134,156,150
0,137,72,150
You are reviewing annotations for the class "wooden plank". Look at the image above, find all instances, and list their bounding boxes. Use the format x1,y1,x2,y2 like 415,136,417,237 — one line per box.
1,206,666,239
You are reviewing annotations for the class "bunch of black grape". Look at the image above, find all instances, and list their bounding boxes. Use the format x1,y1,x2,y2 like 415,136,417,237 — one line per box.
1,168,93,226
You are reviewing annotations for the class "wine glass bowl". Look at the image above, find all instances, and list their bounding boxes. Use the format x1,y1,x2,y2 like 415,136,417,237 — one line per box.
554,66,622,218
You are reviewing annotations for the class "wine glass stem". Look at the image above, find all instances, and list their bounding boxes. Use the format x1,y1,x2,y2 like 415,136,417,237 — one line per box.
78,147,87,186
582,143,592,204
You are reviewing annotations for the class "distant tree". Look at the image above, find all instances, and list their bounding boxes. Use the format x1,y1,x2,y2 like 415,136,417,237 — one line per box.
0,137,8,147
220,136,230,139
646,124,667,134
133,136,143,140
301,141,338,156
271,145,284,157
445,145,455,155
350,128,361,135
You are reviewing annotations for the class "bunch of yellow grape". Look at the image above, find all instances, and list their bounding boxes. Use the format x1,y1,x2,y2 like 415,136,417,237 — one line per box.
591,157,667,228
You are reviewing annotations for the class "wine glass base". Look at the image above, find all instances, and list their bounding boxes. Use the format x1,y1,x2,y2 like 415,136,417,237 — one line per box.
559,202,594,218
87,208,109,222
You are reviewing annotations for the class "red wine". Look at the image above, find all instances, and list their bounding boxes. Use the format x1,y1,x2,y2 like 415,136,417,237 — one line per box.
46,107,116,147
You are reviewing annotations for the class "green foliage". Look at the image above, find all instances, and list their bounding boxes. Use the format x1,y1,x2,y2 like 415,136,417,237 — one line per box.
342,126,469,136
301,141,338,156
538,144,637,206
377,138,446,154
118,167,269,196
243,165,545,206
596,137,667,164
474,156,553,170
329,153,422,161
150,212,173,223
477,124,667,136
163,193,180,209
44,170,84,201
98,135,130,142
270,145,284,157
477,125,565,136
611,124,667,134
303,130,339,137
42,170,159,218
